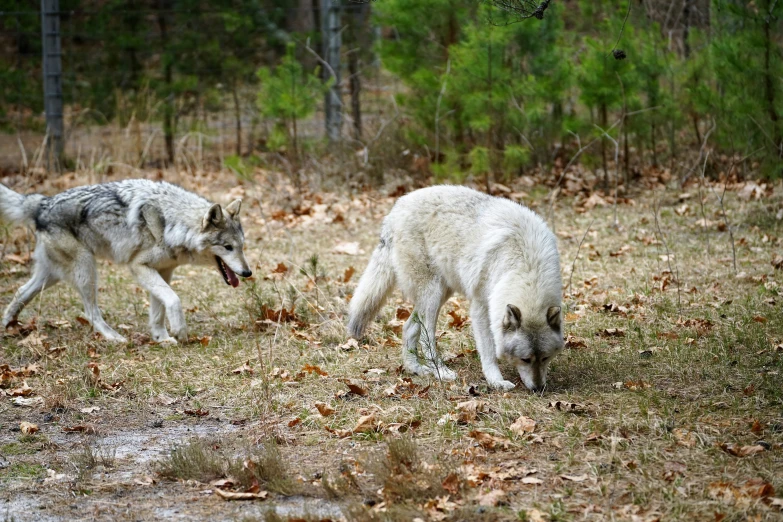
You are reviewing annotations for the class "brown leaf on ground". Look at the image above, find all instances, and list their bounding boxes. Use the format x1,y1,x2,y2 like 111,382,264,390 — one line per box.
565,335,588,349
477,489,507,507
672,428,698,447
447,310,468,329
598,328,626,337
337,339,360,351
8,381,34,397
20,421,39,435
337,378,368,397
456,400,490,424
287,417,301,428
468,430,512,450
609,245,632,257
62,425,97,434
509,415,536,436
560,474,588,482
547,400,587,413
623,380,652,391
441,472,461,495
214,489,268,501
522,476,544,485
342,266,355,283
663,461,687,481
301,364,328,376
709,478,774,506
314,402,335,417
383,378,429,400
184,408,209,417
231,361,254,375
772,255,783,270
86,362,101,385
395,307,411,321
719,443,766,457
751,420,763,434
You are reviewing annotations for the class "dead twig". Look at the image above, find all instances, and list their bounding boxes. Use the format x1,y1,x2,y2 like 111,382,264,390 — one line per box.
566,218,595,297
652,198,682,316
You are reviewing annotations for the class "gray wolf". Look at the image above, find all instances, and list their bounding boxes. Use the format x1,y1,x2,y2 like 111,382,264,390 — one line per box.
0,179,252,344
347,185,563,392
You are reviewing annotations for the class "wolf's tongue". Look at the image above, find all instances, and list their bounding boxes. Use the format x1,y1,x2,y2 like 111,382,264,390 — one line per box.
225,264,239,288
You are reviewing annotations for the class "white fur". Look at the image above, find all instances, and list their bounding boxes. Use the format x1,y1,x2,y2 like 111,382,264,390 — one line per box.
348,185,563,391
1,180,251,343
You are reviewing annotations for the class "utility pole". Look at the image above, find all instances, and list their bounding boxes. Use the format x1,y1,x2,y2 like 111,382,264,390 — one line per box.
41,0,64,170
321,0,342,142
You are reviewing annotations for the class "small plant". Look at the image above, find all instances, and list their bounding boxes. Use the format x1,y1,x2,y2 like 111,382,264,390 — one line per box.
156,438,226,483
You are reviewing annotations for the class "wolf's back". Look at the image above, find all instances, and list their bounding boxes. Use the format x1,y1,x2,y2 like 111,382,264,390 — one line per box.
0,184,45,228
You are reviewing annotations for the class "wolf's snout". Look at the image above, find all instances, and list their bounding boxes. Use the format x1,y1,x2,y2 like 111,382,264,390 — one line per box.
241,269,252,278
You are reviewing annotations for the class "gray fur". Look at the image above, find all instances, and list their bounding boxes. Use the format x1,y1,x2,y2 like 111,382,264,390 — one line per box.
0,179,252,343
347,185,564,392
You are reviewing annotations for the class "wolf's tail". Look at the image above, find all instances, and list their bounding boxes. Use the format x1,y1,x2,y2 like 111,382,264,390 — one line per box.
347,238,396,338
0,184,44,228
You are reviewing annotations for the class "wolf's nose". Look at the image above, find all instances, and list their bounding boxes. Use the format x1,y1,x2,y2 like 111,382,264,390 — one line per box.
529,385,543,393
241,270,252,278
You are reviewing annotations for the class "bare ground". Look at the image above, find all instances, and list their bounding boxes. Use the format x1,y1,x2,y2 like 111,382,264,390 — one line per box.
1,168,782,522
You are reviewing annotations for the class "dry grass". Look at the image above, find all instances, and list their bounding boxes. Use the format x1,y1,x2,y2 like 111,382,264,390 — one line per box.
0,168,782,521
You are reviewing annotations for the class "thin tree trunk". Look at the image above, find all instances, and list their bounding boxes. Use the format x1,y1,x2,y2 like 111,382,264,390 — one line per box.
601,102,608,189
157,1,174,165
764,0,781,156
232,85,242,156
348,51,362,140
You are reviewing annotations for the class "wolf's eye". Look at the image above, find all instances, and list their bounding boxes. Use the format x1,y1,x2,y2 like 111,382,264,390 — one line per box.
521,358,532,364
224,245,234,251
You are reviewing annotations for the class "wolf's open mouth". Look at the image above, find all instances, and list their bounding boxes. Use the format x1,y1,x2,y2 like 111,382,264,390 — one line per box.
216,256,239,287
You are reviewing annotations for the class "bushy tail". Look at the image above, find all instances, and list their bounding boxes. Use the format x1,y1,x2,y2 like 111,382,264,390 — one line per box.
0,184,43,228
347,241,396,338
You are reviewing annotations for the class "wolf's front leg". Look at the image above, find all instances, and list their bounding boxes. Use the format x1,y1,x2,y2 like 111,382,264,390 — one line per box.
148,268,176,344
130,264,188,343
470,303,515,391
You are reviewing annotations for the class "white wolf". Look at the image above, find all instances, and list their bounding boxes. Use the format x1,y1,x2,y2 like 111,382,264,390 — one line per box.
347,185,563,392
0,179,252,344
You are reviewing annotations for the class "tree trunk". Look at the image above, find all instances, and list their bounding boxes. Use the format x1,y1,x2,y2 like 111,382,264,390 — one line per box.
156,1,174,165
763,0,781,156
348,51,362,140
601,103,608,189
232,85,242,156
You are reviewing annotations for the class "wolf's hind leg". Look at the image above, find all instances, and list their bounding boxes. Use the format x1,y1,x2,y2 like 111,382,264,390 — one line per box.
130,264,187,343
69,250,127,342
404,283,456,381
2,247,60,327
470,302,514,391
148,268,175,343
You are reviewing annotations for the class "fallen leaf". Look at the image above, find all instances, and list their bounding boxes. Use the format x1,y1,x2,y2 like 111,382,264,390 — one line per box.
343,266,356,283
663,461,686,481
623,380,652,391
287,417,301,428
509,415,536,436
232,361,254,375
447,310,468,329
80,406,100,414
560,474,588,482
565,335,587,349
673,428,698,448
184,408,209,417
598,328,625,337
215,489,268,501
338,378,368,397
468,430,511,450
134,475,156,486
477,489,507,507
456,400,490,423
442,472,461,495
8,381,34,397
19,421,39,435
314,402,335,417
547,400,587,413
301,364,328,376
719,443,766,457
62,425,97,434
332,242,364,256
337,339,360,351
396,307,411,320
521,476,544,485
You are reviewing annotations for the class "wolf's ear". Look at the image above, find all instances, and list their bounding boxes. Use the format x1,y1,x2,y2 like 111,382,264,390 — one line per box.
202,203,225,231
225,199,241,218
546,306,561,329
503,304,522,330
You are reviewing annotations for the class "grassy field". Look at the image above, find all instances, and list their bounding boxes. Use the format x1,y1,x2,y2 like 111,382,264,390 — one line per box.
1,169,782,522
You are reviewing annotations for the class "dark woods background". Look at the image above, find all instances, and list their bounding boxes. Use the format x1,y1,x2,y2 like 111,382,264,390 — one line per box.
0,0,781,182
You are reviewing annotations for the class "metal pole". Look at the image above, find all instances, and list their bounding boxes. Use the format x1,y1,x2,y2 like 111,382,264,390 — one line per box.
41,0,64,170
322,0,342,142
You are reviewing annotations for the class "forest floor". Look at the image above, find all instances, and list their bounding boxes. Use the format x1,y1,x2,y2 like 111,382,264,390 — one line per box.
1,167,782,522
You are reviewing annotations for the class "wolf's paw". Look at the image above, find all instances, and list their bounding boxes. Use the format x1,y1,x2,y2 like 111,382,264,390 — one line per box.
432,366,457,381
104,334,128,343
488,379,516,391
171,327,188,344
157,337,178,346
